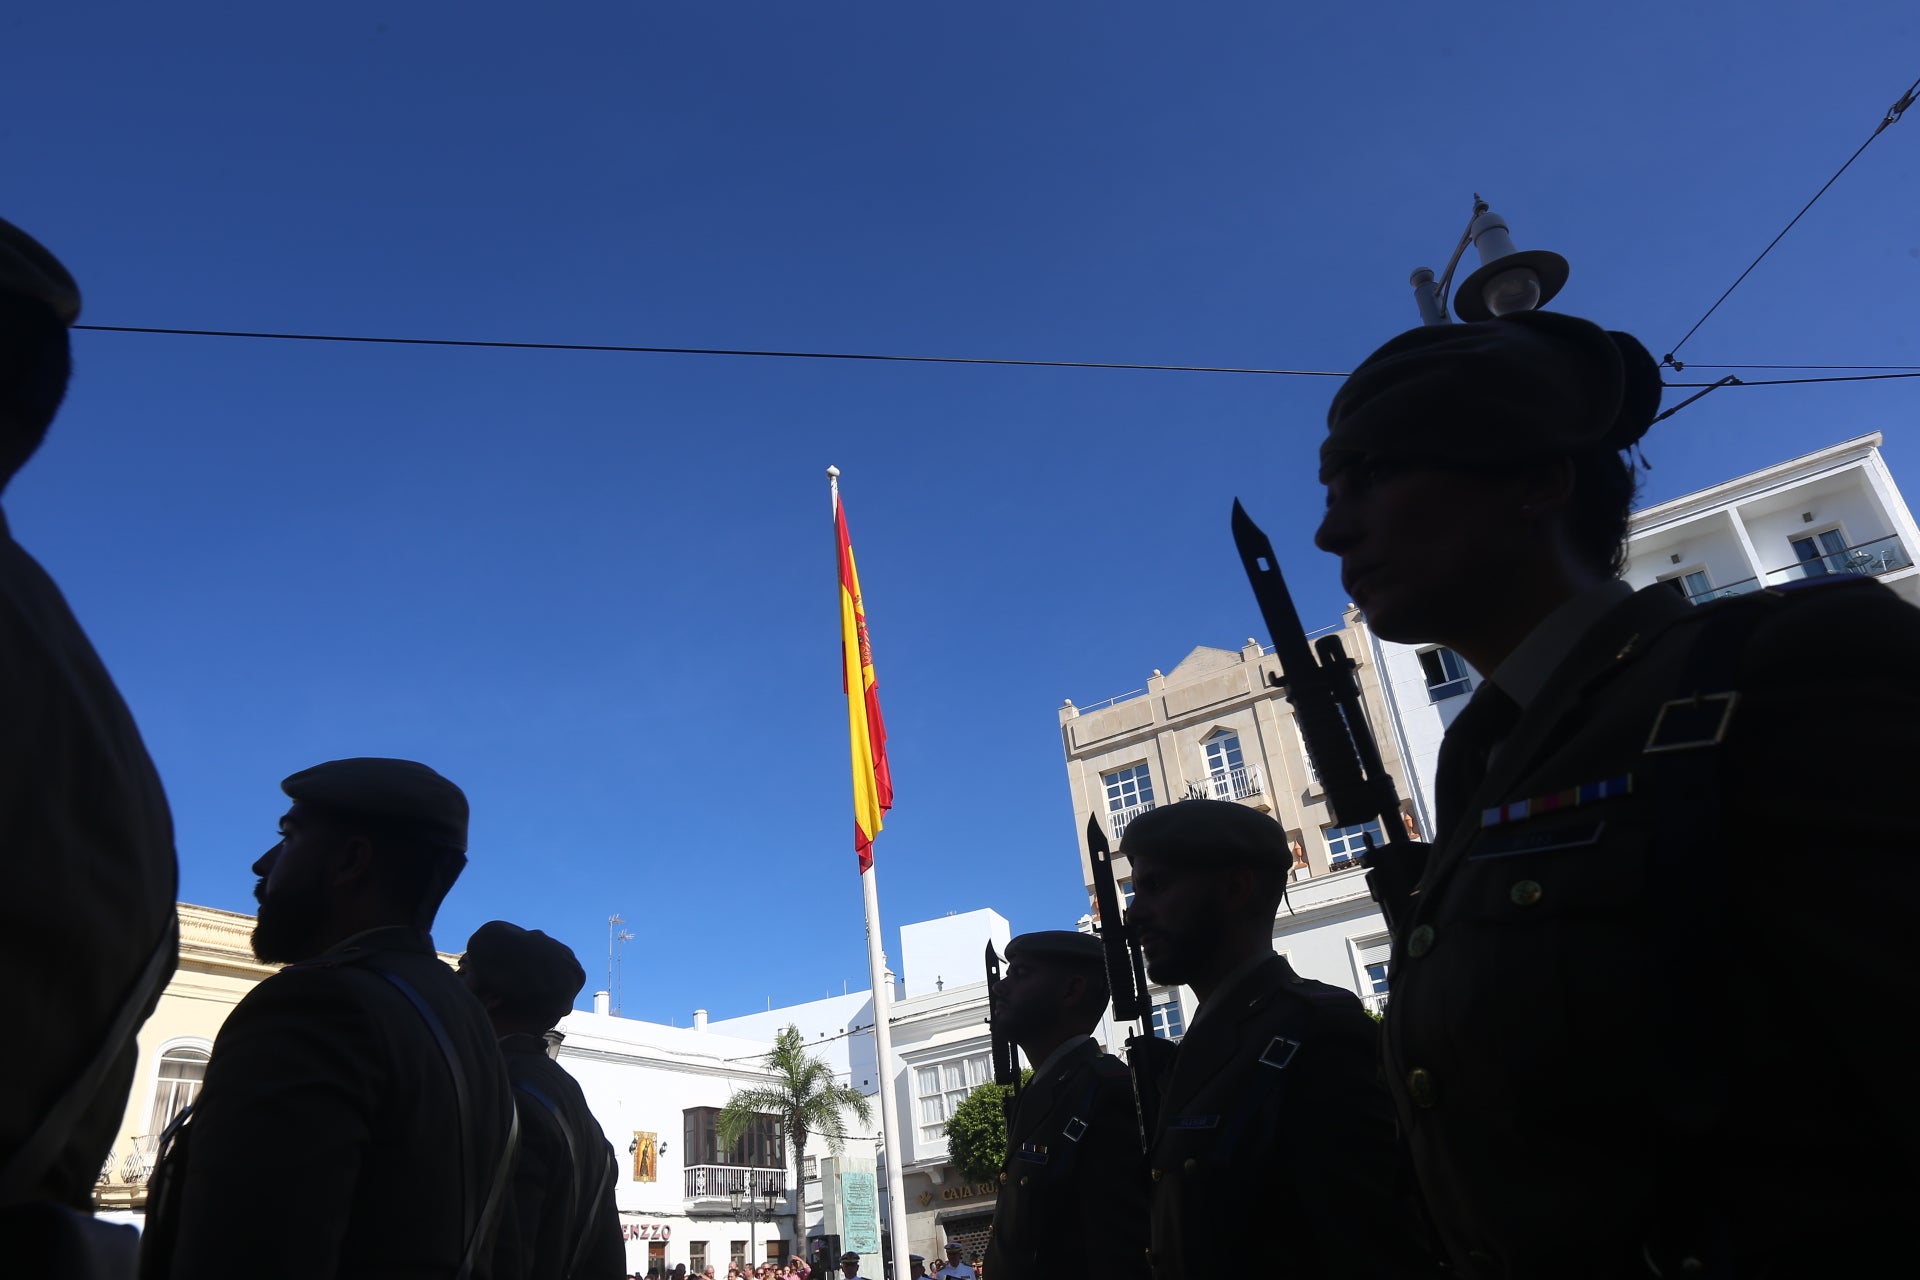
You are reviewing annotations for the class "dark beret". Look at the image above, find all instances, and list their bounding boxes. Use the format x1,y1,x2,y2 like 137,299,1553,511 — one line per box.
1119,798,1289,868
281,757,469,853
0,216,80,325
463,920,586,1025
1321,310,1661,483
1005,930,1105,968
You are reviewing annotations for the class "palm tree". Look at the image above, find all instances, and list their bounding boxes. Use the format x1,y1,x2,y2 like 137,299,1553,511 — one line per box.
718,1023,874,1234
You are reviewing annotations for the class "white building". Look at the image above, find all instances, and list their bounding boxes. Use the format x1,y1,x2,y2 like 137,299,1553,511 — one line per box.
554,1005,834,1276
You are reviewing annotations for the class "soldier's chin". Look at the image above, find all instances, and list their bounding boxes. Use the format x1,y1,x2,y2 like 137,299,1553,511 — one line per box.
1142,948,1185,986
251,898,324,964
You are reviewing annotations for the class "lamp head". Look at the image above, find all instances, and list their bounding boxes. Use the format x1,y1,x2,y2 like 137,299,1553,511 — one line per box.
1454,203,1568,321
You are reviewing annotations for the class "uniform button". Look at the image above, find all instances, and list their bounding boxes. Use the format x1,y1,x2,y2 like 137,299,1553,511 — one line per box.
1510,879,1543,907
1407,924,1435,957
1407,1067,1436,1108
1150,1167,1162,1181
1182,1158,1197,1175
1018,1175,1029,1187
998,1171,1007,1184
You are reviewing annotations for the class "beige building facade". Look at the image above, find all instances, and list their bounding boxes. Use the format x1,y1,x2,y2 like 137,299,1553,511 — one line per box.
1057,622,1423,1031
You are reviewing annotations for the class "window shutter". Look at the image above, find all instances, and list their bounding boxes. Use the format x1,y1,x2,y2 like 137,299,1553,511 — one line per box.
1353,935,1392,970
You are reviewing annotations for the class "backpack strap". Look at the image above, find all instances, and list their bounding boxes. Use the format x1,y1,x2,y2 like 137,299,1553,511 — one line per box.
0,913,178,1204
372,967,519,1280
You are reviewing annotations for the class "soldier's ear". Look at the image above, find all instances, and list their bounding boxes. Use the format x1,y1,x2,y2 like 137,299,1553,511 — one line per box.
329,831,378,890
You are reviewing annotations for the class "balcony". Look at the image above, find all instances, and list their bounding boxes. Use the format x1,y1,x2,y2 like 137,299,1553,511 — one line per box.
1684,576,1762,604
1108,801,1156,839
1197,765,1264,802
1772,533,1912,583
684,1164,787,1204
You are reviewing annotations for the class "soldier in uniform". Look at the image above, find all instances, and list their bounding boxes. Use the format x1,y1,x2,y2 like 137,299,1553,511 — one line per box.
0,215,178,1268
1120,800,1434,1279
143,758,516,1280
460,920,624,1280
982,931,1148,1280
1314,310,1920,1275
838,1253,870,1280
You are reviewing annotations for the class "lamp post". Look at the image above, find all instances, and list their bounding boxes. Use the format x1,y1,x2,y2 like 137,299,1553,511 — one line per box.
731,1175,778,1270
1410,196,1569,325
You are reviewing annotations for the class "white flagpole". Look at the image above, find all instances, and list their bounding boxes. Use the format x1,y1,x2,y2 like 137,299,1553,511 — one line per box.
829,465,913,1279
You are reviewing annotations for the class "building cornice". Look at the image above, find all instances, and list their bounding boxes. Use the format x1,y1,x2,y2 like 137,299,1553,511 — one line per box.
1630,433,1884,532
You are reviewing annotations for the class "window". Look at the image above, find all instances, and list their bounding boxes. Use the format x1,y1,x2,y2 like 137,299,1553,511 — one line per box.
146,1046,209,1135
1149,994,1186,1041
1118,877,1135,909
803,1155,818,1182
1417,647,1474,702
1197,730,1240,796
1102,763,1156,836
732,1243,748,1269
914,1051,991,1144
691,1243,708,1275
1103,764,1154,812
1790,528,1850,576
1353,934,1392,1013
1324,818,1385,868
684,1106,784,1169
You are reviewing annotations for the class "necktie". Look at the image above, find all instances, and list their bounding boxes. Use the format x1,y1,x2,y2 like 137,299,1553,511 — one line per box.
1434,683,1522,839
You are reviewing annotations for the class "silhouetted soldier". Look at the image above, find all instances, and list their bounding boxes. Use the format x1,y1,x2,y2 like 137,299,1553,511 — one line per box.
1315,310,1920,1274
461,920,623,1280
1122,800,1434,1278
144,758,515,1279
0,215,177,1272
983,931,1148,1280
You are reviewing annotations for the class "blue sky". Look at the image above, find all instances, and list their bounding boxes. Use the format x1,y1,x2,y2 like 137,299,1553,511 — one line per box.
6,3,1916,1022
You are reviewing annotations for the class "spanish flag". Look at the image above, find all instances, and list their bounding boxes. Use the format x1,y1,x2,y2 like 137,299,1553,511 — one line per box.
837,486,894,873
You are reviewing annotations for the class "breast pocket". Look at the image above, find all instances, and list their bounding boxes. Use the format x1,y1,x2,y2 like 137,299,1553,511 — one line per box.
1445,814,1658,1097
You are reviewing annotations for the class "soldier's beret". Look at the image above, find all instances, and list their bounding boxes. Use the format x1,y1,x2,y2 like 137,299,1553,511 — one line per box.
1005,930,1105,968
1119,798,1289,868
0,216,81,325
462,920,586,1024
1321,310,1661,482
281,757,469,853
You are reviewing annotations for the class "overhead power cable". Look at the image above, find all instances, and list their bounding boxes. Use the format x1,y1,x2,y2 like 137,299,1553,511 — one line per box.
71,322,1918,424
72,323,1346,378
1662,71,1918,369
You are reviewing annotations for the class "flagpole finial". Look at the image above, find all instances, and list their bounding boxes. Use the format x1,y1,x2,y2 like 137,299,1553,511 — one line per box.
825,465,840,479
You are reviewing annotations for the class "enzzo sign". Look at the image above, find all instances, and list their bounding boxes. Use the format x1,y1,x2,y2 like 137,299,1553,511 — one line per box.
623,1225,673,1242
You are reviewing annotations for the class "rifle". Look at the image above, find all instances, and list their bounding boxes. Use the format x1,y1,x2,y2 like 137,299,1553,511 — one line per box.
1086,814,1165,1149
1230,498,1425,933
983,941,1021,1125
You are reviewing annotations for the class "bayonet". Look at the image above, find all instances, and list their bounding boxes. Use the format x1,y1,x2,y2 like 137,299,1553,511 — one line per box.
1231,498,1425,931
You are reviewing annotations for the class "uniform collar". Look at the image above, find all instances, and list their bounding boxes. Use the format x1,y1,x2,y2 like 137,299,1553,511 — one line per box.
1187,948,1280,1031
1028,1034,1095,1085
1487,578,1635,713
320,924,436,959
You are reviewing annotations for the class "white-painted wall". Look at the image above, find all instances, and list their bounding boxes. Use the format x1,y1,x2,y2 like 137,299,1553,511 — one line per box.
899,911,1010,1000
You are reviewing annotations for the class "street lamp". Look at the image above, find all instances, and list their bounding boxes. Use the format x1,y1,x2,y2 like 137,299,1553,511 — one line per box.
731,1174,778,1270
1410,195,1569,325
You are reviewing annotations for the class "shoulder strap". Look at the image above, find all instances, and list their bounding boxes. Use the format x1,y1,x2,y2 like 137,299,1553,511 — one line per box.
0,913,178,1203
371,966,518,1280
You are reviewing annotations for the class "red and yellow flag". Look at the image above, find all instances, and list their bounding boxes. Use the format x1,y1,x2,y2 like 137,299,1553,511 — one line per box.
837,490,893,873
